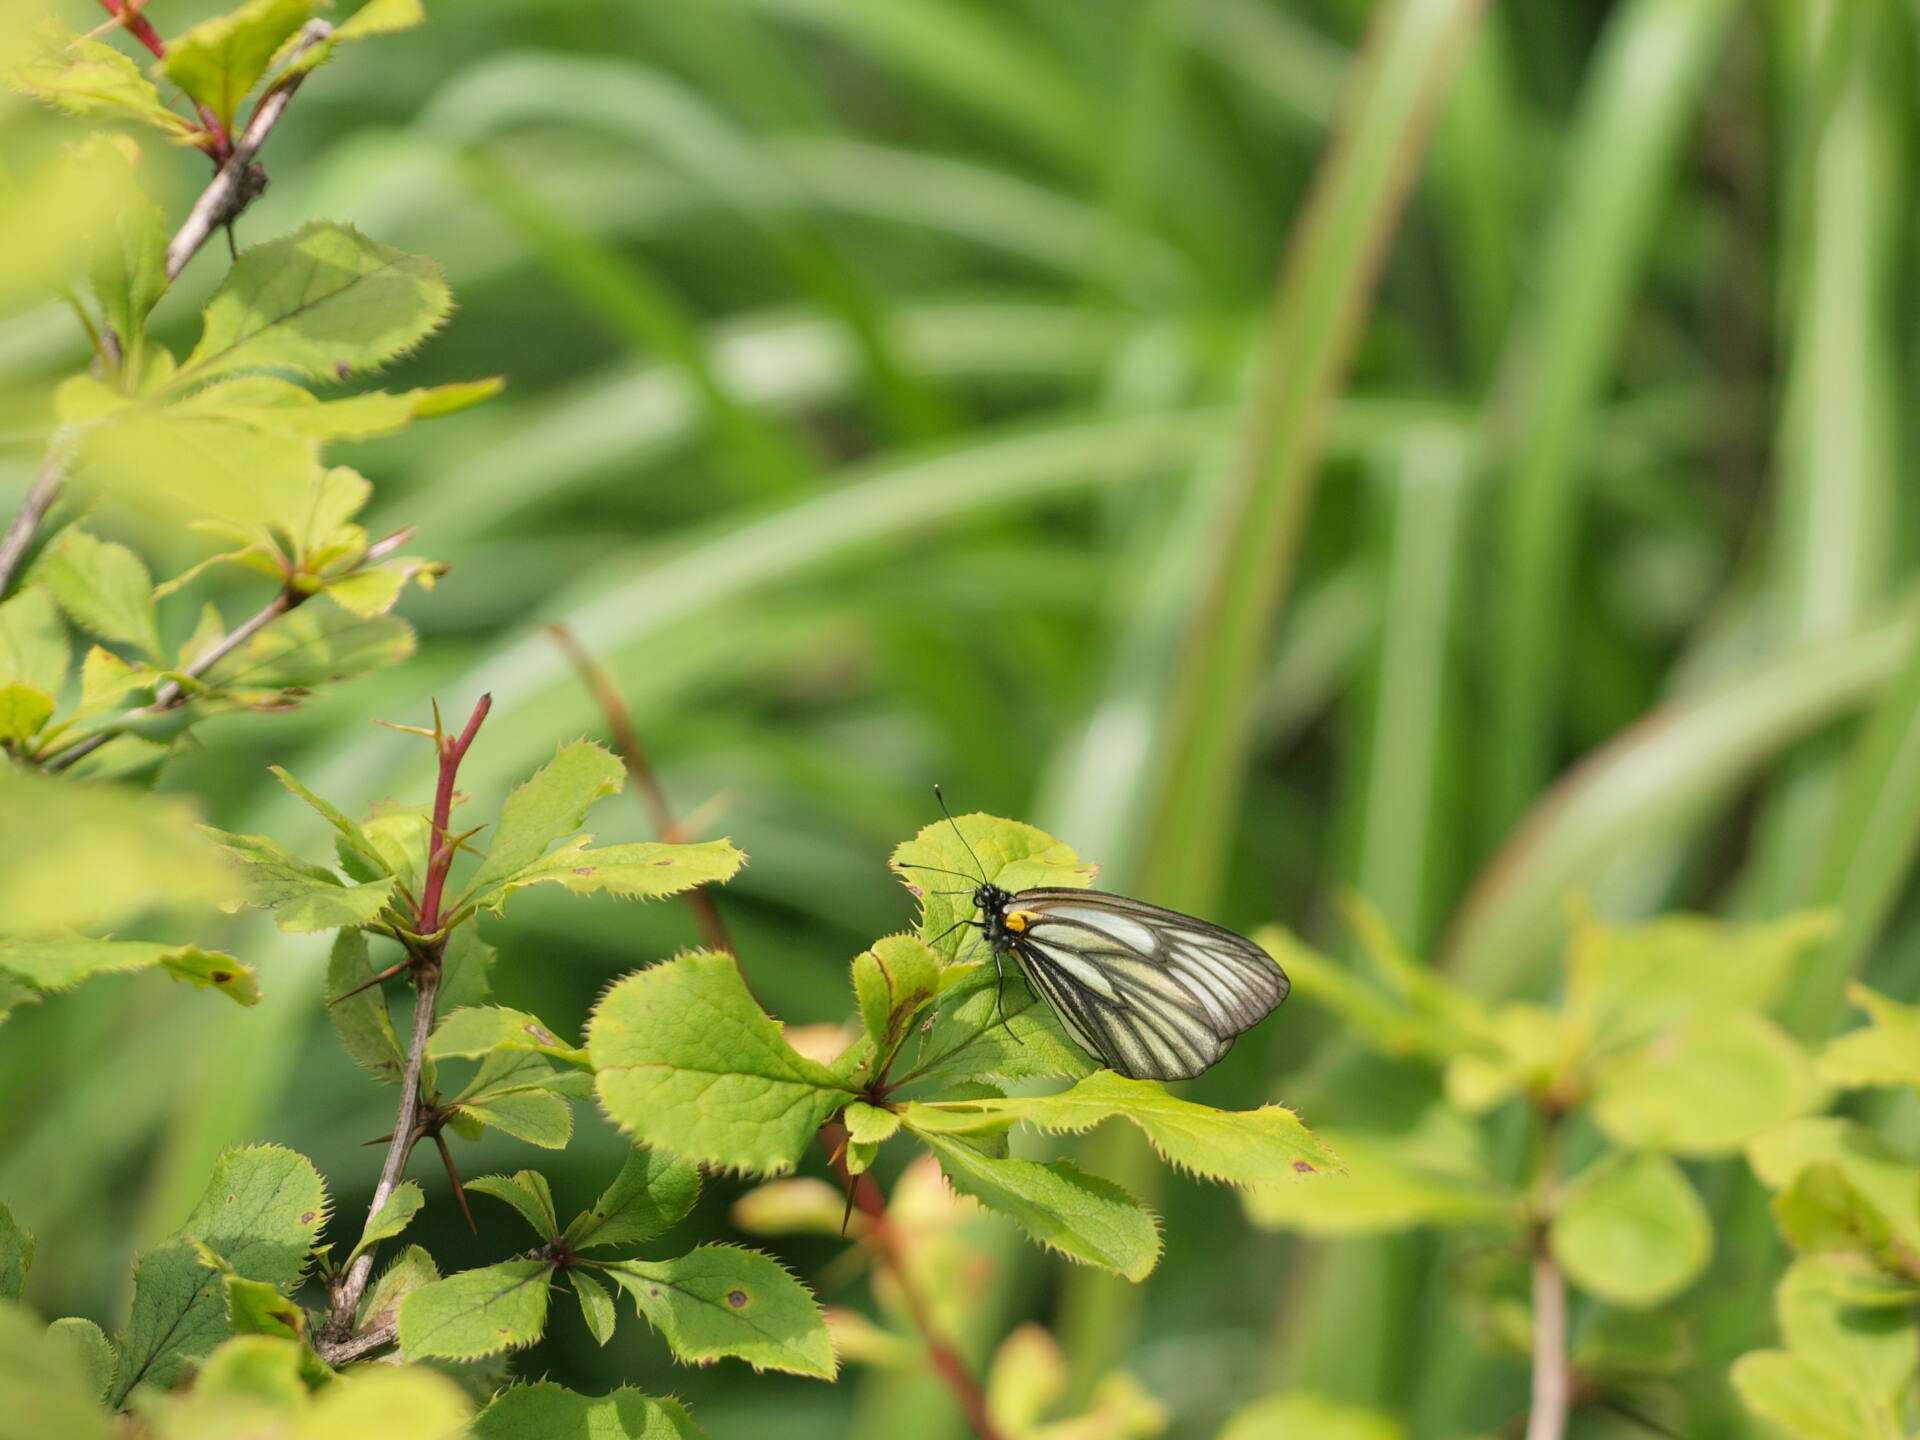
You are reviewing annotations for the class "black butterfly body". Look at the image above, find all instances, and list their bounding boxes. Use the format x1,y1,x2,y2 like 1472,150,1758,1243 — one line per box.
968,880,1289,1082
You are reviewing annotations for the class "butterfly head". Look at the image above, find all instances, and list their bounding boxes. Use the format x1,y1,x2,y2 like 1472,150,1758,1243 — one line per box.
972,881,1010,917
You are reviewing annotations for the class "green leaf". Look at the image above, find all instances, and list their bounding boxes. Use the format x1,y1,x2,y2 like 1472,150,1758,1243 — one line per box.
181,222,451,383
74,644,150,716
0,586,68,698
72,403,320,536
845,1101,901,1146
0,1204,31,1301
337,0,427,39
913,1070,1341,1184
917,1131,1160,1280
1775,1256,1919,1406
1218,1392,1404,1440
890,812,1095,960
853,934,941,1058
47,1318,115,1404
571,1272,618,1348
1257,924,1478,1063
564,1149,702,1251
0,685,53,743
161,0,312,130
0,773,235,936
477,838,745,913
1772,1163,1920,1278
397,1259,554,1361
1549,1153,1710,1308
603,1245,836,1378
3,23,200,140
1821,982,1920,1092
1567,909,1832,1049
207,828,396,932
84,140,166,351
590,952,854,1174
325,929,404,1079
322,557,442,619
456,1092,573,1150
900,963,1096,1088
429,1006,589,1068
0,1299,114,1440
469,1172,559,1241
1748,1118,1920,1261
730,1180,850,1239
1732,1350,1878,1440
144,1334,473,1438
474,1382,706,1440
441,924,496,1010
1243,1126,1514,1236
350,1182,424,1263
1590,1011,1824,1156
31,528,161,661
221,1271,305,1343
272,765,385,872
358,1244,437,1335
114,1145,327,1401
0,936,256,1005
461,741,625,897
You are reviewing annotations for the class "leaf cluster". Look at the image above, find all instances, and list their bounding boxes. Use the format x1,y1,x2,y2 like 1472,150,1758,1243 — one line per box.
1253,898,1835,1415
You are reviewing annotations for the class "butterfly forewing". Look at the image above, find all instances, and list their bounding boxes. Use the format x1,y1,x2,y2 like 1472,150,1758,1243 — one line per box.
1002,888,1289,1082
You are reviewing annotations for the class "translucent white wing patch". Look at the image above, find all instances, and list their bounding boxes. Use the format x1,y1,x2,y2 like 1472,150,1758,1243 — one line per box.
1003,889,1289,1082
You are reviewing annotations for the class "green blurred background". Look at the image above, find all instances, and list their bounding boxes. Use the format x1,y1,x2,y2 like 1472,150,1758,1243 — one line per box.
4,0,1918,1435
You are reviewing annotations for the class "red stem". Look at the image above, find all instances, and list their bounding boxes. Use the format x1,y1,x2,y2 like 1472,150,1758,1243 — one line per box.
93,0,232,155
820,1121,1010,1440
416,695,492,934
94,0,163,58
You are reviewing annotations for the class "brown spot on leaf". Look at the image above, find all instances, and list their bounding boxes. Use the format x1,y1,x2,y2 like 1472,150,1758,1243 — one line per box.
210,970,234,983
574,867,595,876
300,1211,317,1224
526,1024,561,1046
334,362,353,380
649,1286,662,1299
654,859,675,867
727,1289,748,1309
1293,1160,1315,1174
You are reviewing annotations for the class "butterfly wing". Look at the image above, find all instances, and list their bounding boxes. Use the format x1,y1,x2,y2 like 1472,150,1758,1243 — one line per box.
1003,888,1289,1081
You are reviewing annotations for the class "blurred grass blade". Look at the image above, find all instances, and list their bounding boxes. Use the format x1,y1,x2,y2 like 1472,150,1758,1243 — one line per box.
456,147,821,495
1136,0,1488,917
1444,609,1913,995
727,0,1101,174
1352,426,1471,949
1055,0,1487,1405
1484,0,1739,836
1743,0,1902,914
421,52,950,438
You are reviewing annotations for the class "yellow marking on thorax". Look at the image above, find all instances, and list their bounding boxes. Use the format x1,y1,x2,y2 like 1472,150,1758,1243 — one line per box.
1004,911,1034,933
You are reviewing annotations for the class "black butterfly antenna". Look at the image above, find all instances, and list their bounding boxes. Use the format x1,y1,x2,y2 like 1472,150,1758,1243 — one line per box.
934,783,990,884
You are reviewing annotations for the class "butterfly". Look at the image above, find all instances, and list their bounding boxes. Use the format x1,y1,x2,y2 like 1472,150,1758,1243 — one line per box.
901,789,1290,1082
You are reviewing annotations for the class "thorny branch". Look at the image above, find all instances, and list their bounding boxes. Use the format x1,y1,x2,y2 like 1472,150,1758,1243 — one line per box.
317,695,492,1363
820,1119,1010,1440
166,20,335,280
42,590,303,772
0,17,333,601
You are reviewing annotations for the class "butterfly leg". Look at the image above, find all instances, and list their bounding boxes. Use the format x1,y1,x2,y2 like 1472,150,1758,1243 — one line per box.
990,943,1024,1047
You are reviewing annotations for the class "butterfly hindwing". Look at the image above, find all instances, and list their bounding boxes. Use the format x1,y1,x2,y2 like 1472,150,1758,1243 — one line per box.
1003,888,1289,1082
